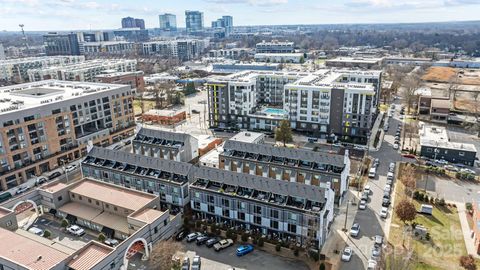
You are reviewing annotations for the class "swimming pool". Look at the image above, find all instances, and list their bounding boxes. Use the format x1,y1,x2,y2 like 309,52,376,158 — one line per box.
263,108,287,115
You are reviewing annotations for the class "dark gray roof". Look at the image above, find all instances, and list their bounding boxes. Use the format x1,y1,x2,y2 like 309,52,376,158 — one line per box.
194,166,326,203
86,147,193,176
223,140,345,167
136,127,192,142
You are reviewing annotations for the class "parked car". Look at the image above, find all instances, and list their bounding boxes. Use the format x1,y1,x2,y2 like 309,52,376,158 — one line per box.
192,109,200,114
371,245,382,259
214,239,233,251
389,162,395,172
124,140,132,145
307,137,319,143
66,225,85,236
350,223,360,237
16,185,30,194
387,172,394,181
48,171,62,180
374,235,384,246
367,259,378,270
361,192,369,202
368,167,376,178
191,256,201,270
434,159,448,165
28,226,44,236
426,161,438,167
196,235,209,245
65,164,77,172
186,232,202,242
236,244,254,256
461,168,476,175
181,257,190,270
206,237,220,248
402,154,416,159
444,165,459,172
393,143,399,150
380,207,388,219
35,177,48,186
364,185,371,193
382,198,391,207
175,229,189,241
359,200,367,210
104,238,119,247
384,185,391,193
341,246,353,262
373,158,379,167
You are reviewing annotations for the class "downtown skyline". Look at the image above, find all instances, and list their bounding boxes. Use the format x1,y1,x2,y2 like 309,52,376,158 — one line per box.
0,0,479,31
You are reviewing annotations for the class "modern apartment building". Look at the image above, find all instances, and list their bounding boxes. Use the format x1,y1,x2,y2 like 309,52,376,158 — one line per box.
142,39,208,61
256,40,295,53
212,16,233,37
27,59,137,82
254,53,305,63
81,147,193,211
0,56,85,83
95,71,145,92
113,28,149,42
208,48,251,60
0,43,5,61
207,69,382,143
80,41,136,56
190,166,335,249
185,10,204,34
0,80,135,191
159,13,177,31
122,17,145,30
0,177,181,270
219,140,350,202
44,32,82,56
133,128,199,163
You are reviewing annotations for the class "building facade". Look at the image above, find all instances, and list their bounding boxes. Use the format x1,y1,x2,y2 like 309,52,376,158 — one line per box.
219,140,350,202
133,128,199,163
44,32,81,56
79,41,136,56
95,71,145,92
0,44,5,61
159,13,177,31
28,59,137,82
254,53,304,63
81,147,192,211
0,56,85,83
256,41,295,54
0,80,135,191
190,166,335,249
185,11,204,34
142,39,208,61
211,16,233,37
122,17,145,29
207,69,382,143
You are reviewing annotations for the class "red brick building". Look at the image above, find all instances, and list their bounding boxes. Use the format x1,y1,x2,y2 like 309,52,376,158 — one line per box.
95,71,145,92
142,109,186,125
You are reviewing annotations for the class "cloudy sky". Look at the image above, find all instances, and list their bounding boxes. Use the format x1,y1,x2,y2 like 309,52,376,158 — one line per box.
0,0,479,31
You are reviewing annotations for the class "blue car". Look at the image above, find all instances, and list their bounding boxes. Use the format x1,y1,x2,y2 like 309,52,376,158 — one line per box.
236,244,254,256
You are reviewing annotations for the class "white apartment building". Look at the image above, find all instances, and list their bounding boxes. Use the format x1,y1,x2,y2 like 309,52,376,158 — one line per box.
80,41,136,55
0,56,85,83
27,59,137,82
142,39,208,61
254,53,304,63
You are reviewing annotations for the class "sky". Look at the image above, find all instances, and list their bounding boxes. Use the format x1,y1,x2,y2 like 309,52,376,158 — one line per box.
0,0,480,31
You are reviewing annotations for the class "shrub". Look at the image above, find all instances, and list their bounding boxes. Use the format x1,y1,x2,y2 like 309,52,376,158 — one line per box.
425,232,431,241
466,203,473,211
195,220,202,229
43,229,51,238
418,193,425,201
258,238,264,247
241,233,248,242
424,195,430,202
309,250,319,261
293,248,300,256
275,243,281,252
439,198,446,206
319,263,326,270
98,233,106,242
252,237,258,245
61,219,69,228
413,190,420,200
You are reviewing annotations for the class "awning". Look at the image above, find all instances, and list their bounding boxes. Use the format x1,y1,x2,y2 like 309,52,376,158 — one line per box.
101,226,115,238
66,214,77,224
49,209,57,215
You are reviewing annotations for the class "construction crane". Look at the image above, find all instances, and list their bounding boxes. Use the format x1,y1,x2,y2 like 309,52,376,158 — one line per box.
19,24,29,50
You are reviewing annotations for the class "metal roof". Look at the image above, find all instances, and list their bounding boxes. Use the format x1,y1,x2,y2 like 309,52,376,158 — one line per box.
194,166,326,203
136,127,192,143
223,140,345,167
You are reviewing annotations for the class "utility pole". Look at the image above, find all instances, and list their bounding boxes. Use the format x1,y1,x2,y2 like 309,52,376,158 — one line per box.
19,24,29,51
343,195,350,231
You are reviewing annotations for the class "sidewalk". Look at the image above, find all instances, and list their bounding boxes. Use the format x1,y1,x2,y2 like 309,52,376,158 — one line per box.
456,202,479,258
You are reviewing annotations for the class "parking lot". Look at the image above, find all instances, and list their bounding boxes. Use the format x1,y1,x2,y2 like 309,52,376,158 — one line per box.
179,241,309,270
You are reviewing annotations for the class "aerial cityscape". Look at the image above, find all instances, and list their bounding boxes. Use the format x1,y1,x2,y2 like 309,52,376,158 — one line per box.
0,1,480,270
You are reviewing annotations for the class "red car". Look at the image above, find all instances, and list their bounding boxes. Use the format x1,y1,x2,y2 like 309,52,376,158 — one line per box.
402,154,416,159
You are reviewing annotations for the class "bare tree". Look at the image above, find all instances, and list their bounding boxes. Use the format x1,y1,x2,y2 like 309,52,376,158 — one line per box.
402,72,421,115
148,240,184,270
399,164,416,196
149,82,176,109
462,91,480,137
448,69,460,106
379,246,417,270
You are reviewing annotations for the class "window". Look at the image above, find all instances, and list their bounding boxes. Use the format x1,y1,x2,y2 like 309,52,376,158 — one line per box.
271,220,278,229
57,196,63,201
254,216,261,224
114,207,118,211
154,226,158,234
238,212,245,220
459,152,465,156
96,201,100,206
288,223,297,233
105,204,109,209
271,209,279,219
164,220,168,226
6,220,12,227
88,198,92,203
78,195,83,200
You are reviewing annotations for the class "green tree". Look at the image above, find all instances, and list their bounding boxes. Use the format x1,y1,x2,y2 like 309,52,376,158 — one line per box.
275,120,293,147
299,56,305,64
61,219,69,228
43,229,51,238
98,233,106,242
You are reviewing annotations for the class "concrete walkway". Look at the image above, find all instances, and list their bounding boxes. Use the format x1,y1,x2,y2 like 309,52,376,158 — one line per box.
456,202,479,257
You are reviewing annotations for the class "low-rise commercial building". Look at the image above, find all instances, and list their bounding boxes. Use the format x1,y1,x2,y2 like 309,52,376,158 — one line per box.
81,147,192,211
256,40,295,54
219,140,350,203
0,80,135,191
141,109,186,125
419,123,477,165
209,48,251,60
384,57,432,66
190,166,335,249
0,56,85,83
0,177,180,270
133,128,199,162
254,53,305,63
325,57,383,69
95,71,145,92
28,59,137,82
211,62,280,74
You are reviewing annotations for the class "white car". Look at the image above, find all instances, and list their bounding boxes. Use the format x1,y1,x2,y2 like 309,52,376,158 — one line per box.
367,259,378,270
28,227,44,236
380,207,388,219
389,162,396,170
341,246,353,262
16,185,30,194
65,164,77,172
350,223,360,237
387,172,394,180
66,225,85,236
364,185,371,193
384,184,391,193
359,200,367,210
214,239,233,251
461,168,476,175
393,143,399,150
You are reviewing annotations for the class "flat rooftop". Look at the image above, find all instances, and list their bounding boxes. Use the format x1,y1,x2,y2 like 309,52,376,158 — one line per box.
145,109,185,116
0,207,12,218
0,227,69,270
326,57,384,64
229,131,264,144
130,208,165,224
0,80,126,116
41,182,68,193
67,243,113,270
419,123,477,152
69,179,156,212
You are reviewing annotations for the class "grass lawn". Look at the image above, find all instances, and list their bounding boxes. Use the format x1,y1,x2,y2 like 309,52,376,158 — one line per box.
389,180,467,269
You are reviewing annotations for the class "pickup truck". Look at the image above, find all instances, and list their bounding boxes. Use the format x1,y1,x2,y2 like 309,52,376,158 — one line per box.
214,239,233,251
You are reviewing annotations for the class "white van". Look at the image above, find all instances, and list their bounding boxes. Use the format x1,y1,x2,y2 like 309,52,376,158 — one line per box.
28,227,44,236
368,167,376,178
